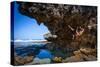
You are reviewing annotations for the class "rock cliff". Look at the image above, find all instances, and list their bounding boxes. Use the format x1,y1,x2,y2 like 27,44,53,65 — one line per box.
17,2,97,54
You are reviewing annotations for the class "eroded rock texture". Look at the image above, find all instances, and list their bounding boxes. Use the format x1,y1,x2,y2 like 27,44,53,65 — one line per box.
17,2,97,54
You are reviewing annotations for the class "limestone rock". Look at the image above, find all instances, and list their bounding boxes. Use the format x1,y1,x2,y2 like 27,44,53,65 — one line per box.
17,2,97,52
44,33,57,41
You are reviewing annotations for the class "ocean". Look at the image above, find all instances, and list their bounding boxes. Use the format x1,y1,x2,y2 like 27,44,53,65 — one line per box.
12,41,53,59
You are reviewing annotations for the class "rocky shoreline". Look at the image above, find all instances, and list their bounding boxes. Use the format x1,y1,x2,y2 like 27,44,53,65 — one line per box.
14,47,97,65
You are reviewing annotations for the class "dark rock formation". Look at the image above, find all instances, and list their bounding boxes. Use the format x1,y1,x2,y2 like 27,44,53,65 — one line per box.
62,48,97,62
17,2,97,53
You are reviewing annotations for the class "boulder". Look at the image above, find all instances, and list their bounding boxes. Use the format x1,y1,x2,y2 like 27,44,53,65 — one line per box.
63,48,97,62
14,55,34,65
52,57,63,63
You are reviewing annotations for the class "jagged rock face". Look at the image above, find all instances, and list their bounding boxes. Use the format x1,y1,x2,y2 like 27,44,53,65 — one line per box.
17,2,97,51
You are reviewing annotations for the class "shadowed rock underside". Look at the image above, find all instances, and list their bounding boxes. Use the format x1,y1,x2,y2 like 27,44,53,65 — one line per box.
17,2,97,59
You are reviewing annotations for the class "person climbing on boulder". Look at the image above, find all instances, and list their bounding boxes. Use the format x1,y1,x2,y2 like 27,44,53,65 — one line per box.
68,25,84,39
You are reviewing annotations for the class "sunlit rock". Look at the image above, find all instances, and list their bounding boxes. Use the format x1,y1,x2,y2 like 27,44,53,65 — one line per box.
52,57,62,63
44,33,57,40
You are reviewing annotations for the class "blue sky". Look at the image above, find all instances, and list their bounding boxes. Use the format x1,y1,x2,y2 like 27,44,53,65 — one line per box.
14,2,49,40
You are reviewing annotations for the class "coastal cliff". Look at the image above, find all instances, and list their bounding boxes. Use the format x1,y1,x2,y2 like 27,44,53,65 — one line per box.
17,2,97,60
